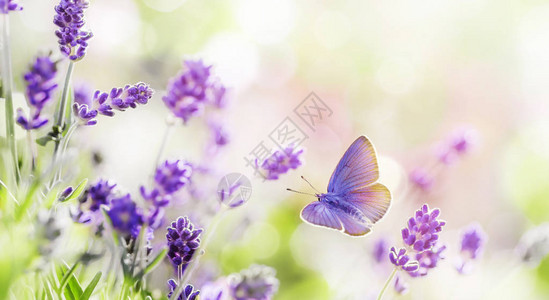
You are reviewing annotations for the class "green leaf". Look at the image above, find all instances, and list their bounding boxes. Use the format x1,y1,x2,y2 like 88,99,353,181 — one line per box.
59,262,80,296
60,178,88,202
36,135,54,146
144,248,168,275
79,272,102,300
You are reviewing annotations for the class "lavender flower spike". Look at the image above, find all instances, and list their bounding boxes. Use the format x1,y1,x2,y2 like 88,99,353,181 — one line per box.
388,247,419,272
167,280,200,300
401,204,446,252
54,0,93,61
73,82,154,125
166,217,203,273
409,243,446,277
163,59,228,123
456,223,486,274
106,194,144,238
16,55,58,130
228,265,279,300
257,145,304,180
0,0,22,13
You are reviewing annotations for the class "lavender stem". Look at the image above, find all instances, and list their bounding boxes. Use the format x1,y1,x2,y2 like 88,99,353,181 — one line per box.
376,267,397,300
1,13,20,184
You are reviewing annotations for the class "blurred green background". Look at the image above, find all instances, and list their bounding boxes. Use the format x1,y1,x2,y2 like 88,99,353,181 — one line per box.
3,0,549,299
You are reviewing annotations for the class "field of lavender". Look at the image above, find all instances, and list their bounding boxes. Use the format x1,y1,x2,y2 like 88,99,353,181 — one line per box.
1,0,549,299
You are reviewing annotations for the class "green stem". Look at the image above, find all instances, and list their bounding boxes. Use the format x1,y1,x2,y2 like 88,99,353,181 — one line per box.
377,268,398,300
50,61,75,184
27,130,37,173
1,13,20,184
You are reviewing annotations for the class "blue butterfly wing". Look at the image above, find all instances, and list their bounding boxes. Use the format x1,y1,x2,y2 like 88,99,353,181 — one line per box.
301,201,373,236
300,202,342,231
342,182,391,224
327,136,379,194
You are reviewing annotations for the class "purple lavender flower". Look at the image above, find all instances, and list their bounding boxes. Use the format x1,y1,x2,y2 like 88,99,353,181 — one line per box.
74,81,93,107
141,160,192,229
388,247,419,272
393,274,409,295
73,82,153,125
88,179,117,211
408,243,446,277
166,217,203,272
257,145,304,180
16,55,58,130
163,59,228,123
460,224,486,260
167,280,200,300
450,127,478,155
73,179,117,224
106,194,144,238
53,0,93,61
437,127,478,165
401,204,446,252
228,265,279,300
154,160,193,195
200,279,228,300
0,0,22,13
373,238,390,263
456,224,486,274
210,122,229,148
409,168,434,192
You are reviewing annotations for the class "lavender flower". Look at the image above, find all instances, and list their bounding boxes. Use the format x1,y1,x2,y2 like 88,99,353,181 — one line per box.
373,238,390,264
0,0,22,13
409,243,446,277
73,82,153,125
88,179,117,211
163,59,227,123
460,225,486,259
74,81,93,107
154,160,193,195
141,160,192,228
437,127,478,165
401,204,446,252
393,275,409,295
16,55,58,130
167,280,200,300
228,265,279,300
73,179,117,224
257,145,304,180
166,217,203,272
106,194,144,238
389,247,419,272
209,122,229,148
456,223,486,275
53,0,93,61
200,279,228,300
409,168,434,192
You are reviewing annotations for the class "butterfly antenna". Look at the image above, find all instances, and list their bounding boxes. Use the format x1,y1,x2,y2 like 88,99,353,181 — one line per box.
286,188,316,197
301,176,321,194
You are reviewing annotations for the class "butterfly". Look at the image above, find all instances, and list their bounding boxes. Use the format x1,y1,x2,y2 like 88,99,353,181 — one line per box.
289,136,391,236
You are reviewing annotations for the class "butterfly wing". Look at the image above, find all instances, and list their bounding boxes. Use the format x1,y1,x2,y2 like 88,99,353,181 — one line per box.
327,136,379,194
337,212,372,236
300,200,374,236
300,202,342,231
342,182,391,224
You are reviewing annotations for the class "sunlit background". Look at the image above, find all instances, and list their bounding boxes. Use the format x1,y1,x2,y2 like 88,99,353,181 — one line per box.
4,0,549,299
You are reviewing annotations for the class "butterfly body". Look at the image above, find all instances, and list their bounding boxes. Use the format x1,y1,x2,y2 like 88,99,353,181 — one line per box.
300,136,391,236
316,193,369,224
